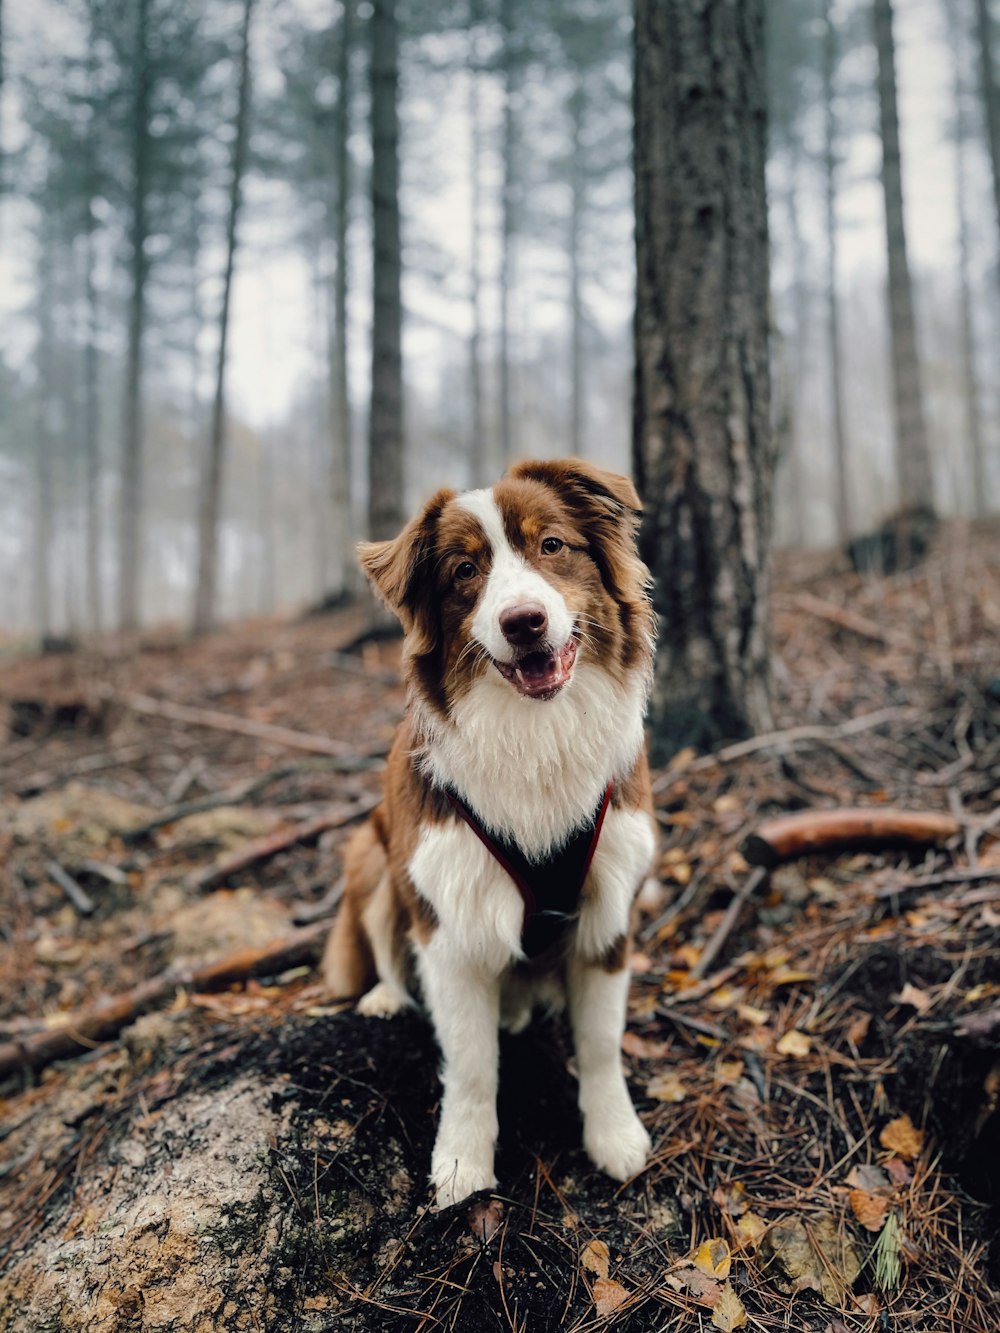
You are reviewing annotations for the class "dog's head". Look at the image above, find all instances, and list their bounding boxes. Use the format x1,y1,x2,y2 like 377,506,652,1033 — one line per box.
359,460,653,715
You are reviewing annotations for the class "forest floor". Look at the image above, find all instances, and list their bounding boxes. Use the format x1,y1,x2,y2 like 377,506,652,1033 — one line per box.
0,520,999,1333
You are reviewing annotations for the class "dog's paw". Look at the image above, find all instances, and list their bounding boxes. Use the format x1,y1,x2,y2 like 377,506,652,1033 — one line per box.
431,1154,497,1210
356,982,406,1018
584,1105,651,1183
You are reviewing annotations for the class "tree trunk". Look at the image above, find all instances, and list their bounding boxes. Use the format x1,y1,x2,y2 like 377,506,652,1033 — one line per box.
34,233,57,639
873,0,935,515
498,0,517,466
329,0,356,593
368,0,404,542
975,0,1000,258
468,0,487,487
632,0,774,762
822,2,851,539
947,0,987,514
568,75,585,459
783,142,809,548
119,0,152,631
193,0,255,634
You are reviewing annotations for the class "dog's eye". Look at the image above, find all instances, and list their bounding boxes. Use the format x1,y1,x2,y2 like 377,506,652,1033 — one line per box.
540,537,564,555
455,561,478,581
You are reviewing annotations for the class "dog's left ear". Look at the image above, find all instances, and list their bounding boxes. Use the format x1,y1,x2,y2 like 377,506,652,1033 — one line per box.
510,457,644,580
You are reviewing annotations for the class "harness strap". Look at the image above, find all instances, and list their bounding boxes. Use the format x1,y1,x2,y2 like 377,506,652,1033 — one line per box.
444,782,614,954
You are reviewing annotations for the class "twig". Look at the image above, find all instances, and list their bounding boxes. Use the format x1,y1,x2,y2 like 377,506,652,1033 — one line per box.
45,860,96,917
874,864,1000,900
0,922,331,1079
11,743,151,797
652,706,920,790
742,807,961,868
188,797,379,892
104,688,388,761
291,876,346,925
789,591,911,649
689,868,767,981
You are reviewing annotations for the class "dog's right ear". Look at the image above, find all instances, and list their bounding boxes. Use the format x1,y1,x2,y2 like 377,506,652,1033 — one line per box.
358,488,455,653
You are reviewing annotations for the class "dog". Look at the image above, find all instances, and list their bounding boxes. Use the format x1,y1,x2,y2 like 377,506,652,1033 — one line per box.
322,459,656,1207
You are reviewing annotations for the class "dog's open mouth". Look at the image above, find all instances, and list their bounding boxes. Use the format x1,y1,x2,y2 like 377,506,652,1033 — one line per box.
494,637,578,700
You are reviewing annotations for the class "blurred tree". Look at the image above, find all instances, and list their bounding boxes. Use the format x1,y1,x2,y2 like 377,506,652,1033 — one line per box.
946,0,988,514
873,0,935,516
822,0,850,538
193,0,256,634
975,0,1000,258
633,0,774,759
331,0,356,591
498,0,519,463
368,0,404,541
467,0,487,486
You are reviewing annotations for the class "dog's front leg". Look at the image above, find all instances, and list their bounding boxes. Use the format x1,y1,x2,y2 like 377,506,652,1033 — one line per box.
567,958,651,1182
418,940,502,1207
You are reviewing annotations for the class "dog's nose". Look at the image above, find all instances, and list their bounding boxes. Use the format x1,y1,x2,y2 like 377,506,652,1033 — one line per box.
499,603,548,646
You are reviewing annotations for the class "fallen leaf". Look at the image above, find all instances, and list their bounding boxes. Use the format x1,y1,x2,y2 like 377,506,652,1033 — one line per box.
621,1031,670,1060
893,983,932,1013
879,1114,923,1160
761,1215,861,1306
581,1238,610,1280
845,1013,871,1048
737,1003,769,1027
845,1163,890,1193
714,1060,745,1086
468,1197,504,1243
854,1292,880,1316
849,1189,891,1233
769,968,816,986
664,1266,721,1302
673,943,702,970
648,1072,688,1103
706,986,744,1011
711,1281,748,1330
776,1029,811,1057
693,1237,731,1279
593,1277,629,1317
884,1156,912,1187
711,1181,747,1216
713,794,742,815
735,1212,767,1249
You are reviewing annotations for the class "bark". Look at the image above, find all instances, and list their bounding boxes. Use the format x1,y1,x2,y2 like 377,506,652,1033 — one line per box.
632,0,774,761
783,141,809,547
947,0,988,514
822,2,851,538
498,0,517,465
975,0,1000,257
193,0,255,634
329,0,356,593
368,0,405,542
119,0,152,631
568,75,585,458
468,0,487,486
873,0,935,514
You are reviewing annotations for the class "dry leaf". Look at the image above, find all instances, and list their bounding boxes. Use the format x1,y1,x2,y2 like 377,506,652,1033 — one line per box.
735,1212,767,1249
845,1013,871,1048
581,1238,610,1280
664,1266,722,1302
894,983,932,1013
468,1197,505,1243
849,1189,891,1232
769,968,816,986
879,1114,924,1160
714,1060,745,1086
884,1156,912,1187
737,1003,769,1027
854,1292,880,1316
776,1029,811,1057
711,1181,747,1216
693,1237,731,1279
846,1163,890,1193
621,1031,670,1060
648,1072,688,1103
711,1281,748,1331
761,1215,861,1306
593,1277,630,1317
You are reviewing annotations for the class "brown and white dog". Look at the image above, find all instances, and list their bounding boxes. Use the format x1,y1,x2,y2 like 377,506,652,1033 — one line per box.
322,459,656,1207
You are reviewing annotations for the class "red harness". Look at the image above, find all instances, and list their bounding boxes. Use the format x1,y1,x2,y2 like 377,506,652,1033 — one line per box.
445,782,614,958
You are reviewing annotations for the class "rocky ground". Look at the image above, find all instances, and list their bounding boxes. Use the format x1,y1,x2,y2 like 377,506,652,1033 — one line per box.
0,522,998,1332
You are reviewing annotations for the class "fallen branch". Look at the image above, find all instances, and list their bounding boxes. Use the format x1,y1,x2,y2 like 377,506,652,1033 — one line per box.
789,591,910,649
45,860,96,917
106,689,388,761
0,922,331,1080
742,808,961,869
187,796,379,892
652,706,920,791
874,864,1000,900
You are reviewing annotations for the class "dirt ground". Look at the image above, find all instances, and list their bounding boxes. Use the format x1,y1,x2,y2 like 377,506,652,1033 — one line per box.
0,522,998,1332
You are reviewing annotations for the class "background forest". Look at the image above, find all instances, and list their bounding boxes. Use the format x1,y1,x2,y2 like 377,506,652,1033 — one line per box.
0,0,998,639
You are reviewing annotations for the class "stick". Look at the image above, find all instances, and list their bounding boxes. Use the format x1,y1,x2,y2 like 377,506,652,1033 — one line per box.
874,864,1000,900
45,860,96,917
0,922,331,1080
742,808,961,868
12,743,151,798
106,689,388,761
689,868,767,981
187,796,379,892
789,591,910,649
652,706,920,790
